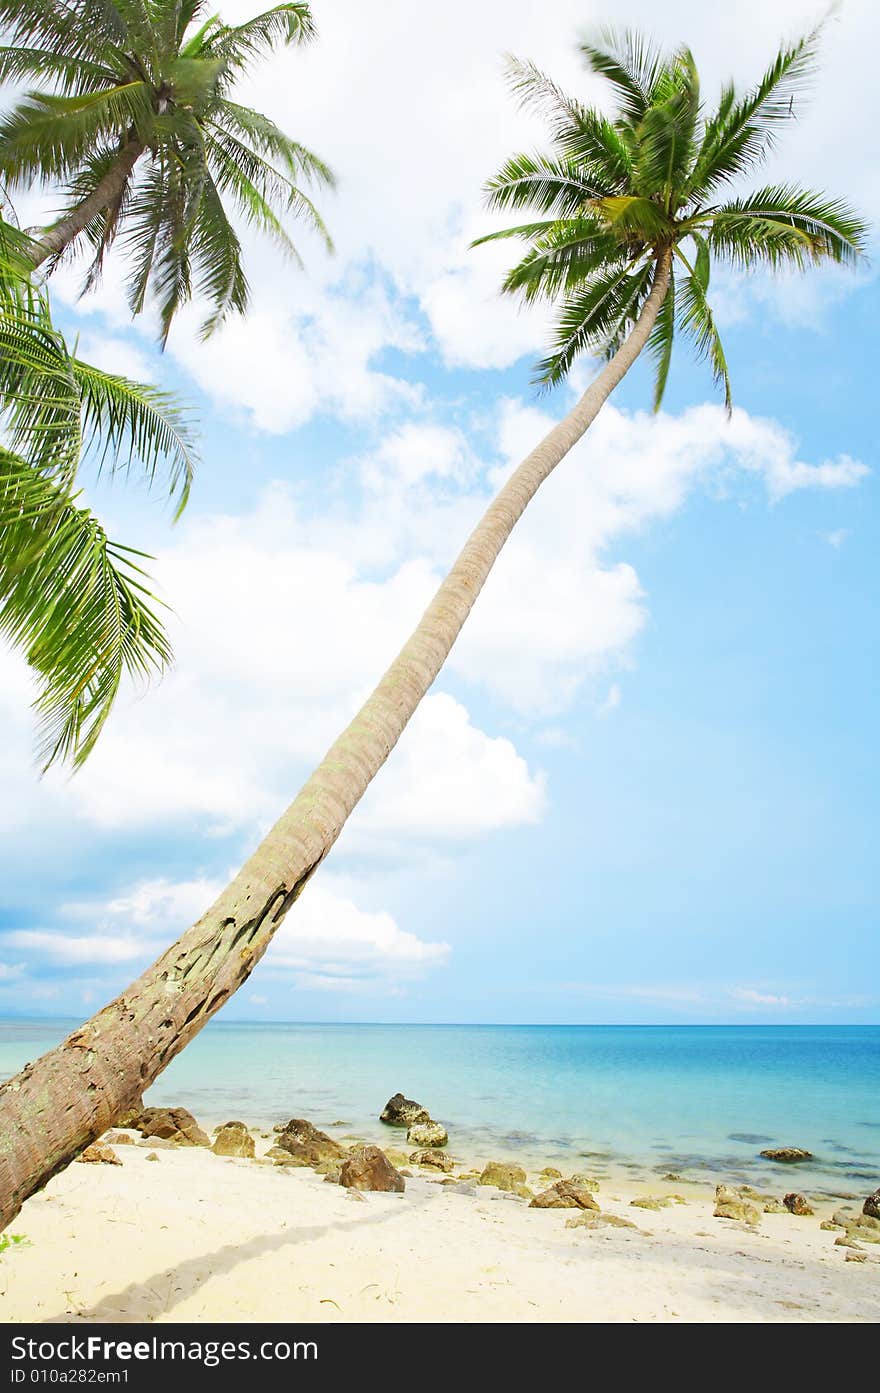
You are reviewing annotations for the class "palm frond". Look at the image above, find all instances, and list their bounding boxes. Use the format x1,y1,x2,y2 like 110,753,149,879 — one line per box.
0,448,171,770
579,28,667,125
691,26,822,195
632,48,700,207
535,259,652,387
0,83,153,184
674,247,731,410
72,358,197,515
194,3,315,79
705,184,867,269
213,99,335,188
647,262,675,410
484,152,607,217
499,218,625,304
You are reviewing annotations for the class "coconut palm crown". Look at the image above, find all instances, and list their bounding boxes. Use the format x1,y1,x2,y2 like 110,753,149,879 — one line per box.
474,26,866,405
0,0,333,341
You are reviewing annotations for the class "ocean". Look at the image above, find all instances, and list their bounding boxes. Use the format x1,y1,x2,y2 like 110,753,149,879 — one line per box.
2,1019,878,1194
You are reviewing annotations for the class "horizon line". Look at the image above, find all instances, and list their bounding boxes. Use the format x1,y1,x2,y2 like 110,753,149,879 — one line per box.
0,1015,876,1029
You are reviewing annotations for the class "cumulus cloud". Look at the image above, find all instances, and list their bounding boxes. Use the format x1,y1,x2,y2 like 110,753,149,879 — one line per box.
3,875,450,994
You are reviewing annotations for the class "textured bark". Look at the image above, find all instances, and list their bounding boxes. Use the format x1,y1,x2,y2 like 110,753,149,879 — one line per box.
0,252,671,1229
28,138,144,269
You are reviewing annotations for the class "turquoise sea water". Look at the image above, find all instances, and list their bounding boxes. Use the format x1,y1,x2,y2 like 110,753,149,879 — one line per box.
2,1020,878,1194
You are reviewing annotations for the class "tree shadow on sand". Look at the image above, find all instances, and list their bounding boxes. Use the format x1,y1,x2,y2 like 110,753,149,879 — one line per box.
42,1193,430,1324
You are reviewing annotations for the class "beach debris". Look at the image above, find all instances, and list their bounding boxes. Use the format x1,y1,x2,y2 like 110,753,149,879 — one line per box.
713,1185,760,1225
530,1179,600,1211
783,1192,814,1216
863,1188,880,1220
478,1161,527,1193
212,1122,256,1159
379,1093,431,1128
410,1149,455,1172
76,1143,121,1166
339,1145,405,1193
131,1107,210,1148
845,1251,868,1262
407,1120,449,1149
269,1118,344,1168
758,1147,813,1164
344,1188,366,1203
102,1131,135,1145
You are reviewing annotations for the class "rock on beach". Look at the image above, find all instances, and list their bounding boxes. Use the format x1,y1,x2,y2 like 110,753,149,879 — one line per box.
339,1145,406,1193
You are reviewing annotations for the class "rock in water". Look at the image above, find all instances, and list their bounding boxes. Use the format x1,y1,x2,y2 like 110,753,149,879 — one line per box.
529,1180,600,1211
863,1189,880,1221
478,1161,527,1192
783,1192,814,1216
410,1149,455,1172
213,1123,256,1159
76,1143,122,1166
407,1120,448,1148
379,1093,430,1128
132,1107,210,1148
758,1147,813,1163
339,1145,405,1193
713,1185,760,1225
271,1119,344,1167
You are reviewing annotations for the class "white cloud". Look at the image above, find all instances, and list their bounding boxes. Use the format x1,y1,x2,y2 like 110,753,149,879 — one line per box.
449,399,868,711
4,930,146,965
266,879,450,986
350,693,545,851
75,334,154,383
4,875,450,993
0,392,866,853
732,987,793,1008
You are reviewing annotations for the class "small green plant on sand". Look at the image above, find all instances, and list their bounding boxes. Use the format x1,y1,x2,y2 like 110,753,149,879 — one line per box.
0,1233,28,1255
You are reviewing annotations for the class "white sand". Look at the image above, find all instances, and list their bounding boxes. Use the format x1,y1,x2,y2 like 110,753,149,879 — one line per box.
1,1139,877,1324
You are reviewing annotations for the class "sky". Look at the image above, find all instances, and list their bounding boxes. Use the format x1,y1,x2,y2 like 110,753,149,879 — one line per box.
0,0,877,1025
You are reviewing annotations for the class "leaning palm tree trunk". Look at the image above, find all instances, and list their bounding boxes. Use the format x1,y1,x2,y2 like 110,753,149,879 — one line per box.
0,252,670,1229
28,139,145,269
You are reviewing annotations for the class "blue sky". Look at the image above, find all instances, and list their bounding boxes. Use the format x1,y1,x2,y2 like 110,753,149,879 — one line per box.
0,0,876,1023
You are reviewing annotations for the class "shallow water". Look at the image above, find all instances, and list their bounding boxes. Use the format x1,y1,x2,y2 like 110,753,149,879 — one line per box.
2,1020,878,1193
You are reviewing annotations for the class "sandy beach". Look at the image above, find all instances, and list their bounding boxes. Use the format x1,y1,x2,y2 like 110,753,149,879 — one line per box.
2,1123,878,1325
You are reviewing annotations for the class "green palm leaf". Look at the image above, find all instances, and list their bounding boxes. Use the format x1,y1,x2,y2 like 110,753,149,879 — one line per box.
0,449,172,771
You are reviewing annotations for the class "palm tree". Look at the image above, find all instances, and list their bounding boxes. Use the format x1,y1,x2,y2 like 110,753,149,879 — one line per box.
0,0,333,340
1,217,196,768
0,27,866,1228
